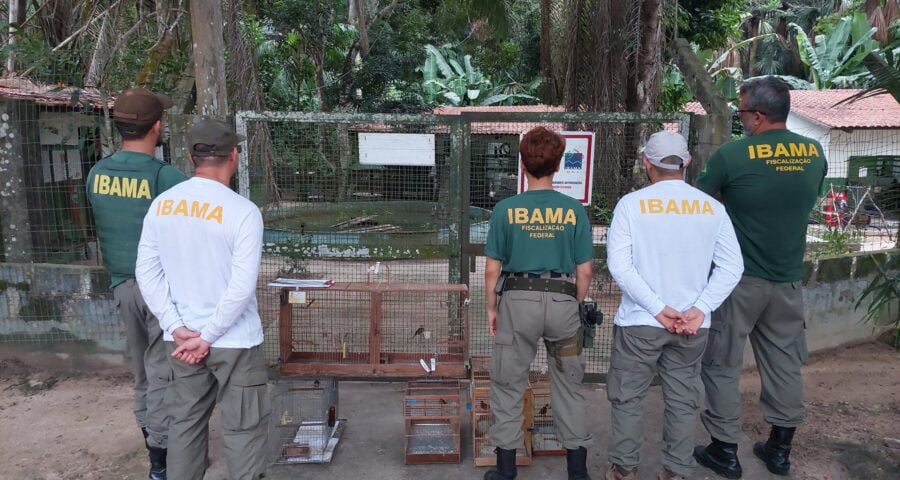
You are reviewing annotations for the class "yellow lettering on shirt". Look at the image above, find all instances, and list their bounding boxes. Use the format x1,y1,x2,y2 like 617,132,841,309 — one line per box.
789,143,807,157
773,143,789,157
206,206,223,224
807,143,819,156
507,207,577,227
665,199,680,214
190,201,210,218
681,199,700,215
749,142,819,161
91,174,151,199
640,198,715,215
155,198,224,224
514,208,529,223
545,208,563,224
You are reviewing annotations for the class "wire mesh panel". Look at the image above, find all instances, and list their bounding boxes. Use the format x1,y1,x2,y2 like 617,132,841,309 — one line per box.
531,381,565,456
471,377,534,467
461,112,692,381
404,380,462,464
277,283,469,377
269,378,343,464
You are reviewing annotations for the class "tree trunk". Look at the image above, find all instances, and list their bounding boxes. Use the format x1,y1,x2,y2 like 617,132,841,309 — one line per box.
355,0,369,57
6,0,25,75
539,0,557,103
190,0,228,117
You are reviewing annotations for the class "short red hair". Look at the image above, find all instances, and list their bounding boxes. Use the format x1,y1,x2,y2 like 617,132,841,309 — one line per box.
519,127,565,179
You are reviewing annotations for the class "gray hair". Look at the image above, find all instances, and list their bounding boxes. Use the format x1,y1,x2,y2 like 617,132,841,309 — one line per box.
739,76,790,122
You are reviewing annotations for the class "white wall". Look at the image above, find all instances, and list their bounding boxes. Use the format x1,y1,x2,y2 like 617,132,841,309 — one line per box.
787,113,900,182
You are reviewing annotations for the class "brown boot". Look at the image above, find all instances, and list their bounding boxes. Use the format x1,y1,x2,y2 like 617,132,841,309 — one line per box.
605,464,636,480
657,468,686,480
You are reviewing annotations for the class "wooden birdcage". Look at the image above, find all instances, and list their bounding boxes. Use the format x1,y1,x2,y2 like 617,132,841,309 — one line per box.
471,378,533,466
269,378,344,464
277,283,469,378
403,380,462,464
531,380,565,456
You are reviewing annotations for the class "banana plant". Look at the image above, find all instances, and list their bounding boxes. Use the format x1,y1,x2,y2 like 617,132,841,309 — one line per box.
418,44,537,106
789,12,879,89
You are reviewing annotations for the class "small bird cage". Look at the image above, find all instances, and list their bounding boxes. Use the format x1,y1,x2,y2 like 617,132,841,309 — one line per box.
471,378,533,467
531,380,565,455
403,380,462,464
277,283,469,378
269,378,344,464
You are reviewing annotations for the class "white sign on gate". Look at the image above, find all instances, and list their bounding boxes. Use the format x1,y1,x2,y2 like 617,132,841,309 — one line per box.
358,133,436,166
517,131,595,205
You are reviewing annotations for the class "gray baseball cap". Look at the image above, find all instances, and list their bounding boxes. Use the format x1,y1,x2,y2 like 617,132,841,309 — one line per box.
641,131,691,170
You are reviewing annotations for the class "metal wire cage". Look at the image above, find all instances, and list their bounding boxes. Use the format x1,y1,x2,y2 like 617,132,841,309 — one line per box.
403,380,462,464
277,283,469,377
471,378,533,467
269,378,343,464
531,380,565,455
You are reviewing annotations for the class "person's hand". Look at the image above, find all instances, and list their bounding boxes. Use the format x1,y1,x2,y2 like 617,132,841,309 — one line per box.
487,308,498,337
677,307,705,335
655,306,682,333
172,336,211,364
172,326,200,347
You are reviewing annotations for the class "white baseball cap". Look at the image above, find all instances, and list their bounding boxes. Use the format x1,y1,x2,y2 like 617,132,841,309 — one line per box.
641,131,691,170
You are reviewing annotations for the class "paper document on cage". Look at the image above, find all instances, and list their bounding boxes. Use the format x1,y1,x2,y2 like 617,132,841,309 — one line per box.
268,278,334,288
284,420,345,463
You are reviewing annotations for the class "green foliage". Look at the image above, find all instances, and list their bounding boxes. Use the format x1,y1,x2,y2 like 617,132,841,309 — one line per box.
674,0,746,50
855,257,900,348
790,12,879,88
659,65,694,112
419,44,538,106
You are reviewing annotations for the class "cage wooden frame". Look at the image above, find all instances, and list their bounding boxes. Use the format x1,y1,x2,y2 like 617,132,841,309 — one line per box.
278,283,469,377
403,380,462,464
471,378,533,467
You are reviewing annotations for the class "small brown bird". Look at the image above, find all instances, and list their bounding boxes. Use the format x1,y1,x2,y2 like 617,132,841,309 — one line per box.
479,400,489,410
411,326,425,339
538,404,550,416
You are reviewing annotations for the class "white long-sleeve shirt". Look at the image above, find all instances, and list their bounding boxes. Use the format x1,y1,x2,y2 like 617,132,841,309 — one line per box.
135,177,264,348
607,179,743,329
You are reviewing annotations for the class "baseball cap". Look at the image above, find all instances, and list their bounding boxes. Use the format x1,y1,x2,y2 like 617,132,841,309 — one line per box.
113,88,173,126
188,118,244,157
641,131,691,170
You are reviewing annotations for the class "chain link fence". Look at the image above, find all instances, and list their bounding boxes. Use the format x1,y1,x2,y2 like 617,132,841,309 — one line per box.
236,110,692,380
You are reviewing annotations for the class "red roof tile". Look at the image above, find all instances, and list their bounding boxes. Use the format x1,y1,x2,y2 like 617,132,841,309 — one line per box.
432,105,565,115
682,90,900,129
789,89,900,128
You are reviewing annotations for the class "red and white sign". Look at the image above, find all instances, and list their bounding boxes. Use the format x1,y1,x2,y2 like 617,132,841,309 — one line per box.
517,131,595,205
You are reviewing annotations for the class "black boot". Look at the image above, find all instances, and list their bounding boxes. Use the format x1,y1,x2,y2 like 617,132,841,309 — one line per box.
753,426,795,475
566,446,591,480
693,438,742,479
147,445,167,480
484,447,517,480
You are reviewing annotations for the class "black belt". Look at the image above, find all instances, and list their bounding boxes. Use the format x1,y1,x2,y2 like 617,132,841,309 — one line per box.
508,272,568,278
503,276,577,298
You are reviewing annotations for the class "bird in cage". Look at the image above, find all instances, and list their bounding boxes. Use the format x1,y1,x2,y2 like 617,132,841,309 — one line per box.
411,325,425,339
538,404,550,417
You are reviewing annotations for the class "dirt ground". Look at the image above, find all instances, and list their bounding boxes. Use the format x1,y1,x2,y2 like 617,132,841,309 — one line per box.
0,341,898,480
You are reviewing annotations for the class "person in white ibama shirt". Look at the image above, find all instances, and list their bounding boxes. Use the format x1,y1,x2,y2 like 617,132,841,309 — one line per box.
604,131,743,480
135,118,270,480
